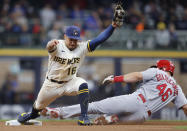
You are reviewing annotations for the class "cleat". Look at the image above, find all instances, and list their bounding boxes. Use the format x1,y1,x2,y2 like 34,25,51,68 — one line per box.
40,108,48,117
93,115,107,125
40,107,61,119
17,112,32,123
78,115,92,126
17,112,39,124
93,114,119,125
111,115,119,123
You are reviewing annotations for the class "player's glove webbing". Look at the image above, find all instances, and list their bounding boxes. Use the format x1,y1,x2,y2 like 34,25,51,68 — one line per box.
113,4,125,27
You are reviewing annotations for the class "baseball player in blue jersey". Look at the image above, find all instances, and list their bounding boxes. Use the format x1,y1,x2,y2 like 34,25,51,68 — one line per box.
17,4,125,125
41,60,187,124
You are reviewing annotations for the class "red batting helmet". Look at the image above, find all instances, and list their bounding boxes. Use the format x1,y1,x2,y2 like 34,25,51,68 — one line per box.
156,60,175,75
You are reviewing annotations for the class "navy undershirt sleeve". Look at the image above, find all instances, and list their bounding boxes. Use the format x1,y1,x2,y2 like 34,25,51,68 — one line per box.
88,25,115,51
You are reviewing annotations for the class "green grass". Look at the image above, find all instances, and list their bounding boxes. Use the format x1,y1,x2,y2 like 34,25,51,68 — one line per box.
175,126,187,130
147,120,187,122
0,120,7,122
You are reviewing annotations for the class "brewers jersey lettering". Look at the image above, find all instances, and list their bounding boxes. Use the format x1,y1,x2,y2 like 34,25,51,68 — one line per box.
46,40,89,81
34,40,90,109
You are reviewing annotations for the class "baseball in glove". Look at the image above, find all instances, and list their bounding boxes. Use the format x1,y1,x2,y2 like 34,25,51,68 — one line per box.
112,3,125,27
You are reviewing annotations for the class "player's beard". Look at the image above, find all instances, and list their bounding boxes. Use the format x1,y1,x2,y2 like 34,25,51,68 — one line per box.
69,44,77,51
65,39,78,51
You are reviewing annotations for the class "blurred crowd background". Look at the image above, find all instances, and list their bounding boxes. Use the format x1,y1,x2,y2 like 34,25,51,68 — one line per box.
0,0,187,121
0,0,187,49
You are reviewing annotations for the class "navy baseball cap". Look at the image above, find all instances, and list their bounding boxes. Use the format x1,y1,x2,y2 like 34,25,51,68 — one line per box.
65,26,81,40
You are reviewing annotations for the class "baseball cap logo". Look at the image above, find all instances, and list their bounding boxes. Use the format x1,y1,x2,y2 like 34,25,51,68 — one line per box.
73,30,79,36
65,26,81,40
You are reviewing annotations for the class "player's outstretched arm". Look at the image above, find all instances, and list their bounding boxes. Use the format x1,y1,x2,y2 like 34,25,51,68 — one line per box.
87,25,115,52
102,72,143,86
87,4,125,52
123,72,143,83
46,39,59,53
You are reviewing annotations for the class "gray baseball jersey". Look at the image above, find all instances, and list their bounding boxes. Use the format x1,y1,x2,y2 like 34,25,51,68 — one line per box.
136,68,187,113
56,68,187,122
34,40,90,109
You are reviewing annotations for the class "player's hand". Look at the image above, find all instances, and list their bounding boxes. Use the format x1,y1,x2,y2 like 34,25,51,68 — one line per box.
112,4,125,28
102,75,114,86
46,39,59,51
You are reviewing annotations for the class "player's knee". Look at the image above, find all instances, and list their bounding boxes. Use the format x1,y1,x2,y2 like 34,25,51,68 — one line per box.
34,101,45,110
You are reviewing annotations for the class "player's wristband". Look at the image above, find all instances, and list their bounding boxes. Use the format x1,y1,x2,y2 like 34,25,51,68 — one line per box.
113,75,124,82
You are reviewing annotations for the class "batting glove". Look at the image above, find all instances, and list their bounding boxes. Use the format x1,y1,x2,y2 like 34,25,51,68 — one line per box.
102,75,114,86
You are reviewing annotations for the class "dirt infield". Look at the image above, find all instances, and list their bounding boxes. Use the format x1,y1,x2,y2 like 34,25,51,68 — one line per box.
1,120,187,131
